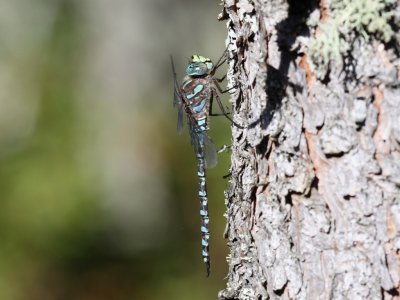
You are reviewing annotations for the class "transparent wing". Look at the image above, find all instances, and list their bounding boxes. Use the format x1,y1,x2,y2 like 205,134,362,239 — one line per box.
173,87,184,135
188,117,218,169
176,103,184,135
203,133,218,169
171,55,184,135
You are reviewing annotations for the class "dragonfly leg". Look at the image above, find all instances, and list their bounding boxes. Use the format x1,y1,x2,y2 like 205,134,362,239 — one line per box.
218,144,231,153
209,93,229,117
223,172,232,179
211,46,229,75
212,89,243,128
212,78,238,94
213,58,227,71
215,74,226,82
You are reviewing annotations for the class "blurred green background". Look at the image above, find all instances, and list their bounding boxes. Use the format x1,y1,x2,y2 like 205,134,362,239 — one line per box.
0,0,232,299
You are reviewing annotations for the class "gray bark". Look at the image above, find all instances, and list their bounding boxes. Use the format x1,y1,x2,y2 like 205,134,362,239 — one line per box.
218,0,400,299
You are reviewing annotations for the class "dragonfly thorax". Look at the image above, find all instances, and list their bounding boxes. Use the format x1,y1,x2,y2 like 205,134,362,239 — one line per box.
186,55,213,76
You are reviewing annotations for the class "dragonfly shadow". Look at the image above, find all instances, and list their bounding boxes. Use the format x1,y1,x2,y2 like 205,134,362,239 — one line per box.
248,0,317,130
248,65,287,130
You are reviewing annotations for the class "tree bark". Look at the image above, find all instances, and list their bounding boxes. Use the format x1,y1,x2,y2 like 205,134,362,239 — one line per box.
219,0,400,299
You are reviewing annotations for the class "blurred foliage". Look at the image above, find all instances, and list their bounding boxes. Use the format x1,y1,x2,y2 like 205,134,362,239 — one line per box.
0,0,230,299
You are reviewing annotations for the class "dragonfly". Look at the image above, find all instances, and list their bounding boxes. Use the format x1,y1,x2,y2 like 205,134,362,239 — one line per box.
170,48,236,277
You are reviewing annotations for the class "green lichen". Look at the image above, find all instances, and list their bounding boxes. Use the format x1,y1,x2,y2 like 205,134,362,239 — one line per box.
309,0,396,74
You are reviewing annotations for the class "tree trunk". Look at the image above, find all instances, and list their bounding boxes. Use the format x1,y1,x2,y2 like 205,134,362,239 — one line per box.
218,0,400,299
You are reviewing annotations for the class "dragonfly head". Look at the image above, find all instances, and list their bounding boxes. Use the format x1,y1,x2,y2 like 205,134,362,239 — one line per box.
186,55,213,76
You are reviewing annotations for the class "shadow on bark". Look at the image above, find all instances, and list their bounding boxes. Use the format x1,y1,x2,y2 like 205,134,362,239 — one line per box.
249,0,317,132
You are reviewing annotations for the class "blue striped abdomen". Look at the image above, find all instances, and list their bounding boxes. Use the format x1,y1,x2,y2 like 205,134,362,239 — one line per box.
195,130,210,276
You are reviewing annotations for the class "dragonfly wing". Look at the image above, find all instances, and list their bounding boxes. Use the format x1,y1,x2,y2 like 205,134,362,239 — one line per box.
189,118,201,154
173,83,180,107
203,134,218,169
171,55,184,135
177,103,184,135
